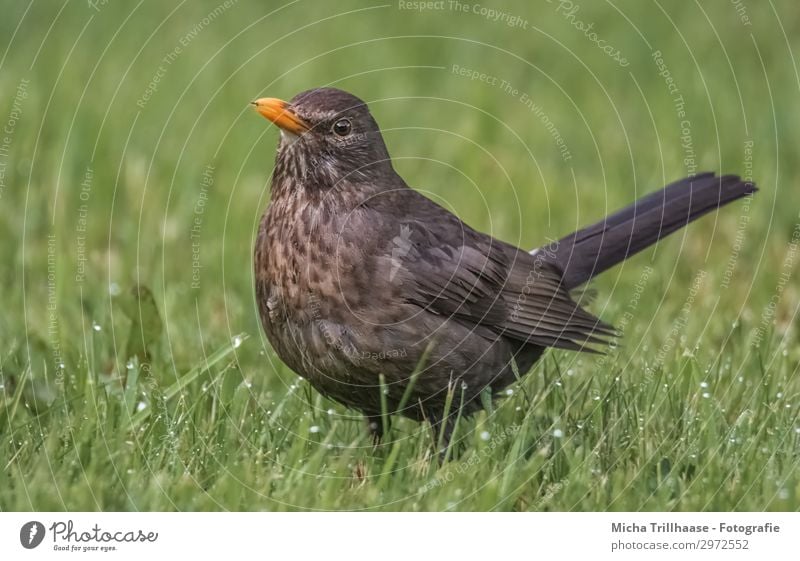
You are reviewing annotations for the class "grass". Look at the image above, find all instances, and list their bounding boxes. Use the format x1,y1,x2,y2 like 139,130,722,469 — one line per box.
0,0,798,511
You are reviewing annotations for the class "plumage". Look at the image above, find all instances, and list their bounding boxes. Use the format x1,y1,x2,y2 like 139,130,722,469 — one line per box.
251,87,757,447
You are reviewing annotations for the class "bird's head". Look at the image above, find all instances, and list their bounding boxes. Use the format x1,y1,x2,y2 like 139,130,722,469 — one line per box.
252,87,392,189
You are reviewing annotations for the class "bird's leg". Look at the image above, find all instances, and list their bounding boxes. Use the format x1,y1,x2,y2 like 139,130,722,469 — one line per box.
365,415,388,445
428,412,458,463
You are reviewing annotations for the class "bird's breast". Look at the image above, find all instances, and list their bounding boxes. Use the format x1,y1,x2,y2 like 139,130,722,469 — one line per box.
254,192,380,365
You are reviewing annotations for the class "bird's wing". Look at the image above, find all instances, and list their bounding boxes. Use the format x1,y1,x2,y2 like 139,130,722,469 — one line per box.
373,192,614,351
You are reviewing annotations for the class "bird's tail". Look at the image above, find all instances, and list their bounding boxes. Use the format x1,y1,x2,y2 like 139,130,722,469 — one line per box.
542,172,757,289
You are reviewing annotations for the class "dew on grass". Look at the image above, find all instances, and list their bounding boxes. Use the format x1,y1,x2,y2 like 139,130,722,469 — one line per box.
479,431,490,441
566,369,575,377
327,408,335,415
702,392,711,399
553,429,564,439
778,488,790,500
136,402,147,412
92,322,102,332
309,426,320,434
461,381,468,391
505,388,513,396
515,406,522,411
109,282,121,296
232,335,243,349
555,381,562,387
777,392,784,399
700,382,708,389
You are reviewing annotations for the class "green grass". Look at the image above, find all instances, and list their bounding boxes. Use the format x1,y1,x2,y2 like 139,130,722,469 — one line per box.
1,0,798,511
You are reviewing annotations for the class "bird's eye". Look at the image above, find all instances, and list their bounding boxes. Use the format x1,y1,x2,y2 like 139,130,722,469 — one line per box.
332,118,352,137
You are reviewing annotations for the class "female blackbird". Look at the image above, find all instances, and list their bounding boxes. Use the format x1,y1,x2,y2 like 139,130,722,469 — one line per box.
251,87,756,445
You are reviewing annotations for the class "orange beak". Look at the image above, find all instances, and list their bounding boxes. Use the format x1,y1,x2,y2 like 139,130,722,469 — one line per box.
251,98,309,135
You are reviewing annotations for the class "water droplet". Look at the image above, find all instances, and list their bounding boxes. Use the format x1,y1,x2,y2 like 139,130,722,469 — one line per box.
700,381,708,389
327,408,335,415
136,402,147,412
778,488,790,500
553,429,564,438
232,335,243,349
461,381,468,390
566,369,575,377
109,282,121,296
702,392,711,399
309,425,320,433
479,431,490,441
776,392,784,399
92,322,102,332
505,388,513,396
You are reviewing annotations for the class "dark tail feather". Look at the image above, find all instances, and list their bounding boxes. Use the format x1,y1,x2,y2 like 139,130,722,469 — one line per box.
545,173,757,289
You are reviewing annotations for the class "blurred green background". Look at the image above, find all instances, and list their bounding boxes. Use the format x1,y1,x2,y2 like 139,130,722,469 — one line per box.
0,1,798,511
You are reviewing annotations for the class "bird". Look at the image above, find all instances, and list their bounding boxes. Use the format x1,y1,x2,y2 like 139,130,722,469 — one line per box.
250,87,756,451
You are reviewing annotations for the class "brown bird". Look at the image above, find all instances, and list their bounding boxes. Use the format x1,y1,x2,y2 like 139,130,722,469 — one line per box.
251,87,756,449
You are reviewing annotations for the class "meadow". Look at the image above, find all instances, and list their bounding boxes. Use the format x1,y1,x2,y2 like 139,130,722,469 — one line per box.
0,0,798,511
